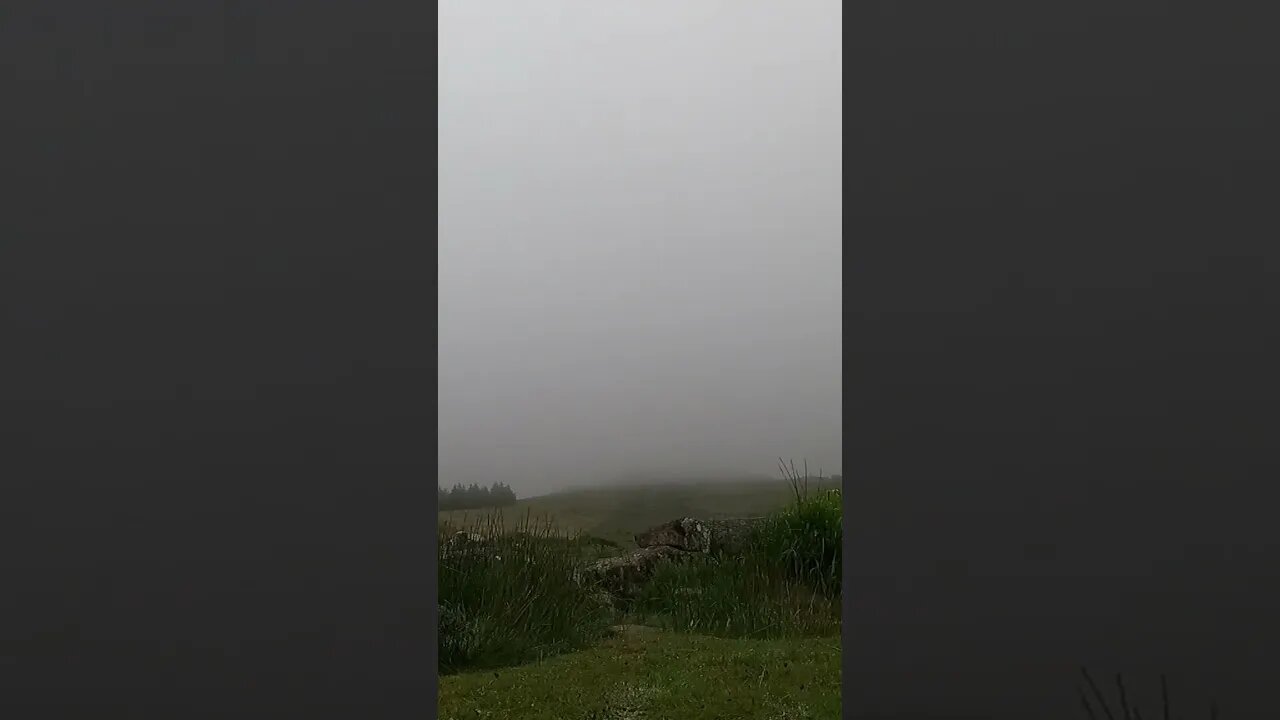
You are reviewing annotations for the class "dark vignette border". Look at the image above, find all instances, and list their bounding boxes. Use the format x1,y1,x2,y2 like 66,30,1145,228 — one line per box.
2,3,437,718
848,2,1280,718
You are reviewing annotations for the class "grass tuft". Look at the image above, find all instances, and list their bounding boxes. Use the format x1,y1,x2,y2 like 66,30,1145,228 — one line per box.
438,511,616,674
625,460,842,638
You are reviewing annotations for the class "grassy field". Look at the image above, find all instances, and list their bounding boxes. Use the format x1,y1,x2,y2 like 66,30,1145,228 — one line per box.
438,475,842,547
438,473,843,719
438,625,840,720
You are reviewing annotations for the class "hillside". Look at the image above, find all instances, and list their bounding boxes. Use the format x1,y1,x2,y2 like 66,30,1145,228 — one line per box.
438,476,843,547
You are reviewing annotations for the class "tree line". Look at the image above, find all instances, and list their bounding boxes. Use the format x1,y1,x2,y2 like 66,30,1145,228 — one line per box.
438,482,518,511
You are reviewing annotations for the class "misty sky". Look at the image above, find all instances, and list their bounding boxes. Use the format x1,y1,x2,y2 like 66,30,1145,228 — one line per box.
438,2,841,495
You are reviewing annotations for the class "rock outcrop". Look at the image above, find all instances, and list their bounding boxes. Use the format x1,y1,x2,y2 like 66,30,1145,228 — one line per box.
633,516,766,556
441,517,767,601
440,530,491,561
574,544,691,598
576,516,767,599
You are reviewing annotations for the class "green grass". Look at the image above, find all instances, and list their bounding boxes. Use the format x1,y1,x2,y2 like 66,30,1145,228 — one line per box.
437,625,841,720
760,476,843,597
438,471,843,717
627,487,843,639
438,512,617,674
628,554,842,639
438,476,842,548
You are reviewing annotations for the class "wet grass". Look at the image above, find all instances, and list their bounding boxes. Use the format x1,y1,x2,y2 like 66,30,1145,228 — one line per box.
626,473,842,639
439,469,843,666
437,625,841,720
438,511,617,675
438,475,842,548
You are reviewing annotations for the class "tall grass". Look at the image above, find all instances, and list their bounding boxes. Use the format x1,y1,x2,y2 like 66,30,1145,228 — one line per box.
761,458,842,596
628,548,841,638
438,462,844,672
437,511,615,674
628,460,843,639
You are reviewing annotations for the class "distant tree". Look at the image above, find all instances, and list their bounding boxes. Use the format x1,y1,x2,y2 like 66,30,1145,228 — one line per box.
489,482,506,505
438,481,517,511
489,481,517,506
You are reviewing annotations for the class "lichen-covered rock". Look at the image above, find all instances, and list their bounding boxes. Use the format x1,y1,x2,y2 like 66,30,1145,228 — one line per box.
450,531,484,545
572,516,769,600
440,531,491,561
634,516,765,556
633,517,712,553
705,517,768,555
574,545,692,598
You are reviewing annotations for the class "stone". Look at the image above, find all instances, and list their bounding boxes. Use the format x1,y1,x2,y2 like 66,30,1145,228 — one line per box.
440,531,491,561
574,545,693,599
573,515,768,599
634,516,766,556
633,517,711,553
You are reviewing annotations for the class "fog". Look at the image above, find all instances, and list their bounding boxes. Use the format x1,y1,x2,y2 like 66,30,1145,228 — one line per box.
437,2,842,496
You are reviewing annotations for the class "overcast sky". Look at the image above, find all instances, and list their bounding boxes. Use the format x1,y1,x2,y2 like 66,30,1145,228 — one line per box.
438,1,842,495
